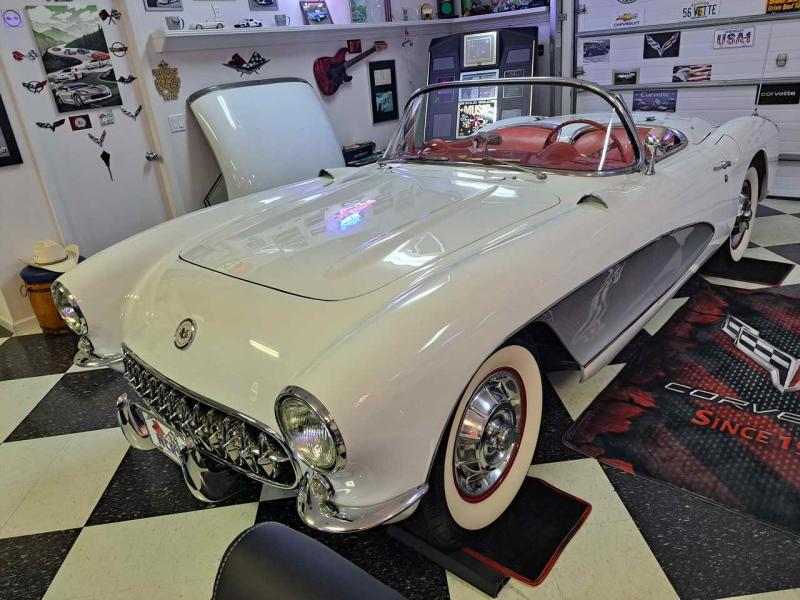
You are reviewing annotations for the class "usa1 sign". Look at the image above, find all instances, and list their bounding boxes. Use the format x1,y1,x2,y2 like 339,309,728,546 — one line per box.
713,27,754,49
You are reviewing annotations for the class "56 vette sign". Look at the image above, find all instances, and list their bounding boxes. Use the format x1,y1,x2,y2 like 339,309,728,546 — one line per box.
680,0,720,19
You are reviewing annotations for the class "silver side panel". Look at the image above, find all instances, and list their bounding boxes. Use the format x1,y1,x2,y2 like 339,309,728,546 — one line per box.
537,224,714,366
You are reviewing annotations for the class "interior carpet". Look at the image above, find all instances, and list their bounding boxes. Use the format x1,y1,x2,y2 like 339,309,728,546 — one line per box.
565,282,800,537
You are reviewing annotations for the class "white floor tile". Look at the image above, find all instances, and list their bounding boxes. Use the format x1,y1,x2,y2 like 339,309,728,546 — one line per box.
744,246,797,264
13,322,43,336
762,198,800,215
0,374,62,442
66,364,108,374
750,215,800,247
44,503,259,600
643,297,689,336
0,428,129,538
547,365,624,421
701,275,766,290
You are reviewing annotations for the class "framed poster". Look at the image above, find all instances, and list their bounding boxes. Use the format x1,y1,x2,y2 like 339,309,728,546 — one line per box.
457,100,496,138
0,94,23,168
463,31,497,68
369,60,399,123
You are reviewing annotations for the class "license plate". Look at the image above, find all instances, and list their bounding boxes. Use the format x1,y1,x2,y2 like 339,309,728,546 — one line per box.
147,417,186,464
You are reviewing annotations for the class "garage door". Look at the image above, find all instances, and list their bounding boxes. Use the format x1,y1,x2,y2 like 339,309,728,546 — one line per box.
573,0,800,198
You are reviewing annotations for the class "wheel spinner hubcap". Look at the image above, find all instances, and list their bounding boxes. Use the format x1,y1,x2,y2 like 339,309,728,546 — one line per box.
454,369,525,501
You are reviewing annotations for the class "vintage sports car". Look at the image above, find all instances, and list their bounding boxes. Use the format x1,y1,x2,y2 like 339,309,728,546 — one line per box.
54,82,112,107
53,77,777,546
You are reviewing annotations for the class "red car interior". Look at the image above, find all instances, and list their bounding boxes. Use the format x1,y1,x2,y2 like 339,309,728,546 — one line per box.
414,124,653,171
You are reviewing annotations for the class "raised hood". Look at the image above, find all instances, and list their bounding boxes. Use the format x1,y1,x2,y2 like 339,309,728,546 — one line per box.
180,170,560,300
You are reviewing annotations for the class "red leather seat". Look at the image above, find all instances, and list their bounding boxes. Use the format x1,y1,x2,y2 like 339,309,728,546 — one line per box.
489,126,552,154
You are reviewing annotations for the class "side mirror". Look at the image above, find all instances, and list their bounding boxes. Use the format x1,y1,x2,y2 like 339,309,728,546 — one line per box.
643,126,675,176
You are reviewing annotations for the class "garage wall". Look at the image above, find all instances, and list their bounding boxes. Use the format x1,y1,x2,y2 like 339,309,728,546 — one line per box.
574,0,800,198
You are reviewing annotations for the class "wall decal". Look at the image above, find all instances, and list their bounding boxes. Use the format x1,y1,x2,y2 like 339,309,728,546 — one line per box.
88,129,106,146
69,114,92,130
632,89,677,112
22,81,47,93
672,64,712,82
713,26,754,49
757,82,800,105
110,42,128,57
643,31,681,59
143,0,184,11
36,119,66,131
121,105,142,120
3,10,23,28
116,75,137,84
679,0,720,20
766,0,800,14
98,8,121,24
27,5,123,114
99,110,115,126
582,39,610,63
12,50,39,61
223,52,269,76
0,94,23,167
100,149,112,180
152,60,180,101
612,9,643,28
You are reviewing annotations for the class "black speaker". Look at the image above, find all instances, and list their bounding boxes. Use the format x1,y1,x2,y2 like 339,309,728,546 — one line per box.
437,0,456,18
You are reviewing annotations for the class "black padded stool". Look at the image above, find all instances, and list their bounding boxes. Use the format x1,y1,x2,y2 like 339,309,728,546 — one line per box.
213,522,406,600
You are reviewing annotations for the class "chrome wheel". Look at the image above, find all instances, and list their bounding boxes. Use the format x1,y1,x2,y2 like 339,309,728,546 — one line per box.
731,179,753,251
453,369,525,501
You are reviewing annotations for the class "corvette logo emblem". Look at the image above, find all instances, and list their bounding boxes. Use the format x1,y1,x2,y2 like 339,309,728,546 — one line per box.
645,33,680,57
722,315,800,393
174,319,196,350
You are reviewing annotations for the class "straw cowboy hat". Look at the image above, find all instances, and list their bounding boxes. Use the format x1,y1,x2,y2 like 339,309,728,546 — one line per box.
21,240,80,273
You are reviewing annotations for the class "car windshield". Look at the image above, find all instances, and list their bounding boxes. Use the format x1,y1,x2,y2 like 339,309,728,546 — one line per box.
384,80,642,174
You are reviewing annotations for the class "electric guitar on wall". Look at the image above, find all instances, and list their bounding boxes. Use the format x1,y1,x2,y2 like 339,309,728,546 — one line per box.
313,41,388,96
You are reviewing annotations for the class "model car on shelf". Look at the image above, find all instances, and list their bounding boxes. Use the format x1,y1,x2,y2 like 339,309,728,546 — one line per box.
234,18,263,28
54,82,112,107
54,77,778,546
191,20,225,29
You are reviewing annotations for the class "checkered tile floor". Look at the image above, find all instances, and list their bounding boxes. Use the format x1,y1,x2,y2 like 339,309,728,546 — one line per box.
2,198,800,600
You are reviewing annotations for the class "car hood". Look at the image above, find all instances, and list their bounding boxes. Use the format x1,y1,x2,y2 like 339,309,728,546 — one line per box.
180,169,560,300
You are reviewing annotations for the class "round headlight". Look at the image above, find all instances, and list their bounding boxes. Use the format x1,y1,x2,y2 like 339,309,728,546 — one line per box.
276,390,345,473
51,282,88,336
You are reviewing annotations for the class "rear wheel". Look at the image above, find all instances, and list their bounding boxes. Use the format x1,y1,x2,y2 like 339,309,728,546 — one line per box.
729,166,759,262
416,344,543,548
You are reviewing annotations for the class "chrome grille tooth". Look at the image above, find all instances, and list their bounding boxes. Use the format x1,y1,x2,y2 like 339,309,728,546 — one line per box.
239,425,259,473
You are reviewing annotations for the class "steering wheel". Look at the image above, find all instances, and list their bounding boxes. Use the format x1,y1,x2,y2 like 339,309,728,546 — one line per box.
543,119,626,156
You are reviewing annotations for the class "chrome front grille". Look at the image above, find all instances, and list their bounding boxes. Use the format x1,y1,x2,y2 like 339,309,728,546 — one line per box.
122,349,298,488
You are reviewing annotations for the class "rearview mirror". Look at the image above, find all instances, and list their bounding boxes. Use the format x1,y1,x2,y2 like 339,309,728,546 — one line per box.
643,127,675,176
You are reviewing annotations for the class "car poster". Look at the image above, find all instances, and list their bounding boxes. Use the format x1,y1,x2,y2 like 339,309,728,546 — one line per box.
582,39,610,63
613,69,639,85
766,0,800,14
713,27,755,49
672,64,712,82
679,0,721,20
643,31,681,59
26,5,122,114
612,8,644,28
457,100,496,138
632,89,678,112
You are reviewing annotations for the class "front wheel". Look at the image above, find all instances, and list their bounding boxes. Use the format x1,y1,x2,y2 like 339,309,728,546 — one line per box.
417,344,543,548
729,166,759,262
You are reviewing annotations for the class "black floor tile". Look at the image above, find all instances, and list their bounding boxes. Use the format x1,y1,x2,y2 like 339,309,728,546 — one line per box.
5,369,128,442
0,325,11,338
255,498,449,600
86,447,262,526
767,243,800,265
0,333,76,381
603,466,800,600
0,529,81,600
608,329,652,365
533,377,583,465
756,204,782,217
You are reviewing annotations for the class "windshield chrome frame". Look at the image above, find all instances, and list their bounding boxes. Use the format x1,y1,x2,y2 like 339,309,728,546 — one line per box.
388,77,646,178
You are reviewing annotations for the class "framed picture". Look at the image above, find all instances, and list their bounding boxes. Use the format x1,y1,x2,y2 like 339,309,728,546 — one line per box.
0,94,23,168
299,0,332,24
143,0,184,11
249,0,279,10
349,0,367,22
612,68,639,85
463,31,497,68
369,60,399,124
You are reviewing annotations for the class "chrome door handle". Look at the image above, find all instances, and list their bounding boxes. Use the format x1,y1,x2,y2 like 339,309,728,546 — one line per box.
713,160,733,171
145,151,161,162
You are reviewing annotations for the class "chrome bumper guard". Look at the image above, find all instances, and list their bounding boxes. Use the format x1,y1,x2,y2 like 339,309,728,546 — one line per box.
120,347,300,491
297,471,429,533
74,336,124,369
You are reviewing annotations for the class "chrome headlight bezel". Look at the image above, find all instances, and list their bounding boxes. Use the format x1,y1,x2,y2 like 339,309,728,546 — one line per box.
51,281,88,336
275,387,346,474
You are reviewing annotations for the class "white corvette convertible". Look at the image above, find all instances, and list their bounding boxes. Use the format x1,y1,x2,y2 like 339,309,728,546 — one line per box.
54,77,778,546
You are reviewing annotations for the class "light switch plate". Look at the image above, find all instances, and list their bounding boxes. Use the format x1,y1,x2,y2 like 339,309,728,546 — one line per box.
168,113,186,132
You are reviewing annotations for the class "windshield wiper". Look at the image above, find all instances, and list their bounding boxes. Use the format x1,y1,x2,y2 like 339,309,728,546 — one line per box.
471,156,546,178
379,155,450,166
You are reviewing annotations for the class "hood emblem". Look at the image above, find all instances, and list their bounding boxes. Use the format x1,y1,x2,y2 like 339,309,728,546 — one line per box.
174,319,196,350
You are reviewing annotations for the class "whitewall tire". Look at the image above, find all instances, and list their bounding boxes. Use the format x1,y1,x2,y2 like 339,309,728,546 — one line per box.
729,166,759,262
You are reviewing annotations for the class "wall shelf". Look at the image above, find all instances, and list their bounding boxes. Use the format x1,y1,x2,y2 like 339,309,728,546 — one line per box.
149,6,549,53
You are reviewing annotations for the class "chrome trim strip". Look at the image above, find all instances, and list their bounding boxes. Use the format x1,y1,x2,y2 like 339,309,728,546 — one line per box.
121,344,300,488
186,77,312,105
74,348,124,368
